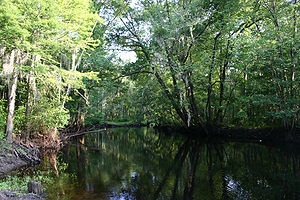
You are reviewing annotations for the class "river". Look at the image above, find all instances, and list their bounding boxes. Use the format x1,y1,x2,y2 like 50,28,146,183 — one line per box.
44,127,300,200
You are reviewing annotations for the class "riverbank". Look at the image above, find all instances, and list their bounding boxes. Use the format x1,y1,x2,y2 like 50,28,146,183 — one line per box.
62,123,300,145
0,190,43,200
0,142,43,200
155,125,300,143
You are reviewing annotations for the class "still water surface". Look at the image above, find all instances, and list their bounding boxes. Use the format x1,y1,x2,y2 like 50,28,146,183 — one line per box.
46,127,300,200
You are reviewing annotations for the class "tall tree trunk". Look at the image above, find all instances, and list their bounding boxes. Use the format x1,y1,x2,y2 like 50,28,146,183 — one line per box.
61,48,82,111
286,0,298,133
25,55,39,141
6,70,18,143
184,70,204,129
3,49,28,143
206,33,220,127
0,46,6,99
25,71,32,142
3,50,16,143
290,0,297,97
216,39,230,124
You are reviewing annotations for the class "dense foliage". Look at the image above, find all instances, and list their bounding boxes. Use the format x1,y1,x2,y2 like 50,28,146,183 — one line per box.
0,0,299,142
0,0,101,142
91,0,299,133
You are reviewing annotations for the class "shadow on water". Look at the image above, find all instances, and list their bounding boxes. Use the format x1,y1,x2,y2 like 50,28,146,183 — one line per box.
46,127,300,200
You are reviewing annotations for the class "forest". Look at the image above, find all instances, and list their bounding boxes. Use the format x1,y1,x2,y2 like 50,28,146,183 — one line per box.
0,0,299,144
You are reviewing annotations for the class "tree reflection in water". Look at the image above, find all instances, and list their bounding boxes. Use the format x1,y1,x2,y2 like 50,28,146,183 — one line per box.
40,148,59,176
50,128,300,200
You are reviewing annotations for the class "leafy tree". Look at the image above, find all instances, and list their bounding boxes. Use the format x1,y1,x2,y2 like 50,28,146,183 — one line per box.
230,0,299,131
94,0,299,135
0,0,102,143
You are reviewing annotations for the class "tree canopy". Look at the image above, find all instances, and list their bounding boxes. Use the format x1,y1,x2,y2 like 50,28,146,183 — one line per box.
94,0,299,133
0,0,299,142
0,0,101,142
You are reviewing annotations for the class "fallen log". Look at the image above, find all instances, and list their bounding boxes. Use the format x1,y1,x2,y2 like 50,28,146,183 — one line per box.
0,142,41,177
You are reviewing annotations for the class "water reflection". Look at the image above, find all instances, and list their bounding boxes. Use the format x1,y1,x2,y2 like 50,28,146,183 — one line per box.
47,128,300,200
39,148,59,176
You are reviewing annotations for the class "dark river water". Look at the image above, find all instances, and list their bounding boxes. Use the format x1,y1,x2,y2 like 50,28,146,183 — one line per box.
45,127,300,200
